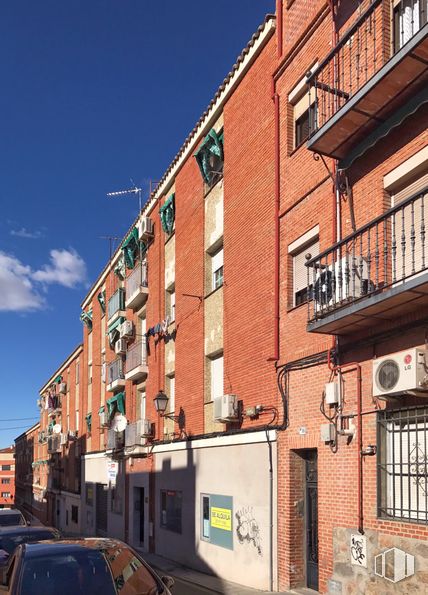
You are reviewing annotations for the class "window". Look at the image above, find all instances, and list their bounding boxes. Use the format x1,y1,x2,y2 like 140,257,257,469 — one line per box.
393,0,428,52
137,389,146,421
71,505,78,524
289,64,318,151
76,361,80,385
211,247,224,291
1,466,10,472
160,490,182,533
168,376,175,414
289,227,319,308
195,128,224,189
201,494,210,540
1,493,10,499
378,406,428,524
166,287,175,322
88,363,93,385
75,410,80,432
210,354,224,402
1,479,10,485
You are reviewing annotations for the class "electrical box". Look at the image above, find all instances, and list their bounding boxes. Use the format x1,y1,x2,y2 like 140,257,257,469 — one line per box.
320,423,335,443
325,382,339,405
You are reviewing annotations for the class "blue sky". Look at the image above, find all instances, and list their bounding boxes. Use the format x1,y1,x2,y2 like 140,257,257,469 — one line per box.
0,1,274,447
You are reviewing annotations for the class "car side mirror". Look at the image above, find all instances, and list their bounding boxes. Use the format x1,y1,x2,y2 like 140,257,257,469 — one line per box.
26,520,31,526
161,575,174,590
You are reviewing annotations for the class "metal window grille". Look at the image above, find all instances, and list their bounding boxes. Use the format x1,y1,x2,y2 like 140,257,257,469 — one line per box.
377,406,428,524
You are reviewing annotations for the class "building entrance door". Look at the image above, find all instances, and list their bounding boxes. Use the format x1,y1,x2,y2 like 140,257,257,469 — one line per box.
304,450,318,590
95,483,108,536
133,487,145,547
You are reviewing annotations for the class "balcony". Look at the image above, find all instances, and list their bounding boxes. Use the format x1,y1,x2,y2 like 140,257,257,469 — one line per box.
307,0,428,160
106,429,125,453
108,288,126,324
306,187,428,334
125,262,148,310
107,358,125,392
125,341,148,382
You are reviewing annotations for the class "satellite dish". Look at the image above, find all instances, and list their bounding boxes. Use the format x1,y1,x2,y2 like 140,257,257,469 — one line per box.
53,424,62,434
111,414,127,433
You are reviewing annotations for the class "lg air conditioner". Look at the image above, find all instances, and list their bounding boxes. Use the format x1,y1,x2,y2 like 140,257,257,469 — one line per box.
115,338,127,355
314,256,369,312
139,419,153,438
373,348,428,397
138,217,154,241
120,320,134,340
213,394,239,423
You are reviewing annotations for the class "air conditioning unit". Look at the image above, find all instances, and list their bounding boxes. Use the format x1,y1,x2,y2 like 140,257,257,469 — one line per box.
373,348,428,397
99,410,109,427
47,435,60,454
138,217,154,240
59,382,67,394
115,338,127,355
213,394,239,423
107,429,125,451
120,320,134,340
139,419,153,438
68,430,78,441
37,399,42,409
314,257,369,311
60,433,68,446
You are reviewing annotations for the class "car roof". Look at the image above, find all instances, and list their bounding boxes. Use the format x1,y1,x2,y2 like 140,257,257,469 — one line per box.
22,538,126,558
0,510,22,516
0,526,57,536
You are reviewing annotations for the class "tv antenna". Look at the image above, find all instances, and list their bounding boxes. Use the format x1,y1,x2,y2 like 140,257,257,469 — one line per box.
100,236,121,262
107,179,143,212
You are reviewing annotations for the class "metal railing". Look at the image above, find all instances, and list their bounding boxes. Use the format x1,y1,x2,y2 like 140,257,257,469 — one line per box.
108,288,125,320
307,0,427,135
306,188,428,322
125,341,147,373
107,358,124,384
125,262,148,297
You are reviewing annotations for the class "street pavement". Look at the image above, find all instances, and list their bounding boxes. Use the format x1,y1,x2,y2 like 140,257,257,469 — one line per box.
171,575,219,594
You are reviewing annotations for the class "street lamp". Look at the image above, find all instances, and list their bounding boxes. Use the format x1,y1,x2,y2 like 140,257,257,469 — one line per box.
153,390,182,423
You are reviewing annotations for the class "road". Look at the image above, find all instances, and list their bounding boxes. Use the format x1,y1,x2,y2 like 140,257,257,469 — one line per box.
171,575,218,594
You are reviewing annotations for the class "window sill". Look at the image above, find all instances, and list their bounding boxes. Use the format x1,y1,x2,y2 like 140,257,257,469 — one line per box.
289,139,309,157
164,230,175,245
287,300,310,314
204,175,224,198
205,284,223,300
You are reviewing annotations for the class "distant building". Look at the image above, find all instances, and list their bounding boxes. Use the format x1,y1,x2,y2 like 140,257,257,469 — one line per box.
0,446,16,509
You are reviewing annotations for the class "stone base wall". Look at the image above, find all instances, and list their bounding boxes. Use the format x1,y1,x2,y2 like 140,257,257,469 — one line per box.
329,527,428,594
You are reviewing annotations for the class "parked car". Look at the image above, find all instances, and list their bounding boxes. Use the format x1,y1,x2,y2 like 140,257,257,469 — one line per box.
0,538,174,594
0,512,26,528
0,526,61,566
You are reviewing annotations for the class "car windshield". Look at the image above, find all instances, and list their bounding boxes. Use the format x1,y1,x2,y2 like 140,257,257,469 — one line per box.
0,531,58,555
0,514,25,527
20,551,117,595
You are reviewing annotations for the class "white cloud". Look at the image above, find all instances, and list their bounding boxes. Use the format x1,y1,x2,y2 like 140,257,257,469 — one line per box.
32,249,88,288
0,252,44,312
10,227,44,239
0,248,88,312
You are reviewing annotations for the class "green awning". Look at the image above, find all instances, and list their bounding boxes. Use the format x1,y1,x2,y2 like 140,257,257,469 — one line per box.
106,392,126,416
122,227,140,270
85,413,92,431
98,405,105,415
107,316,125,346
114,255,126,280
194,128,224,185
97,290,106,313
54,375,62,384
159,193,175,234
80,309,93,330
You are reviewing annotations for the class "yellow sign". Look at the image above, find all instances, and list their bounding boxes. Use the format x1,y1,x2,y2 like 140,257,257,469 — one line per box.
211,507,232,531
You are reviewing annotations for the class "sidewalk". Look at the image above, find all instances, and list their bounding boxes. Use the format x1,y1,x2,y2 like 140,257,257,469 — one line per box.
138,551,297,595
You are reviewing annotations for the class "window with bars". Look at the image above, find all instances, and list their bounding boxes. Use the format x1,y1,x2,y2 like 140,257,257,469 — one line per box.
378,406,428,524
393,0,428,52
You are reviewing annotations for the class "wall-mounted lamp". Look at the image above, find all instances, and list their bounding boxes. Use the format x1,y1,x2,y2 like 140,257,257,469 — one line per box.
153,390,181,422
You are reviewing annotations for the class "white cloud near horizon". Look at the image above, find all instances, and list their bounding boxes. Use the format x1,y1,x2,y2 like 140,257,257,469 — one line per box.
10,227,44,239
0,248,88,312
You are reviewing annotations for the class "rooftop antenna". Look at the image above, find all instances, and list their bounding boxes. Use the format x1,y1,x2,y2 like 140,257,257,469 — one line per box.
107,179,142,213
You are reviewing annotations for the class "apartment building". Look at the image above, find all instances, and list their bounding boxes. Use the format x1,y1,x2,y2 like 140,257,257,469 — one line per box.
14,1,428,593
15,424,39,516
0,447,15,509
274,0,428,592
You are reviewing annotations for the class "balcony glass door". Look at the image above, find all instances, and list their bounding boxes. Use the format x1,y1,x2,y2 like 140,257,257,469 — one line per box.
394,0,427,51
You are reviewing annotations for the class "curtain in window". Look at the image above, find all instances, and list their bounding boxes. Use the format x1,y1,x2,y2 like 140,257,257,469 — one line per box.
160,194,175,234
194,129,224,185
80,309,93,330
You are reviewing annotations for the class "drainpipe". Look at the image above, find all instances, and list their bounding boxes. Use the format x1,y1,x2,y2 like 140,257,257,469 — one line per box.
327,351,364,534
276,0,283,58
269,77,280,363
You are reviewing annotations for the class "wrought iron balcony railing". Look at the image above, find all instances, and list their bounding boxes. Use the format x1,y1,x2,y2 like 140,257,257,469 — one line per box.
306,187,428,323
125,262,148,297
108,288,125,320
125,341,147,373
107,358,125,384
307,0,428,137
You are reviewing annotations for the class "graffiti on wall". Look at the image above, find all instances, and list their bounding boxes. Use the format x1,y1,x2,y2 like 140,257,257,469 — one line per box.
235,506,262,555
350,534,367,568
